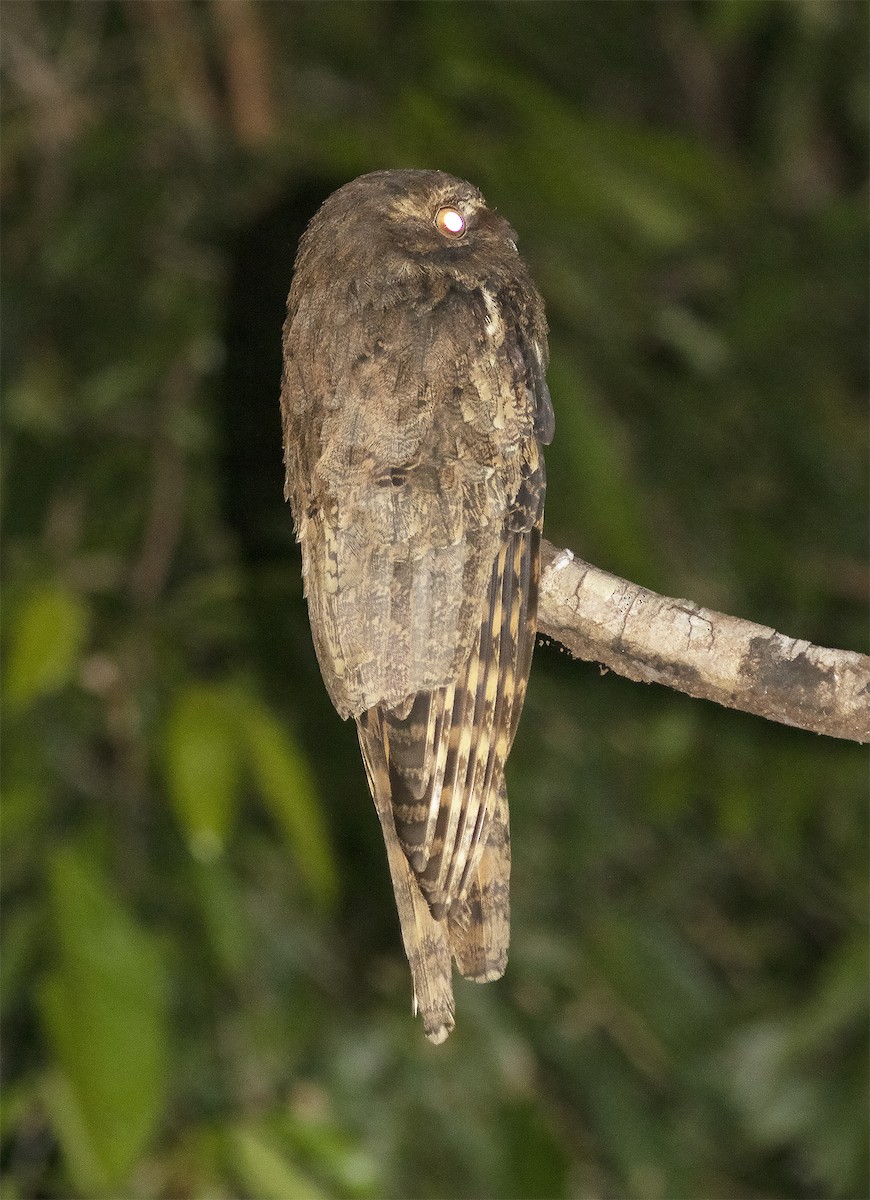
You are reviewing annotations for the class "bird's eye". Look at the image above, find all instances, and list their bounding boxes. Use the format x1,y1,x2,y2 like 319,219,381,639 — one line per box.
434,206,466,239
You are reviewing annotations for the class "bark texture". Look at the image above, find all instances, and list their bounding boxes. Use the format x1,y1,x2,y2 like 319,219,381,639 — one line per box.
538,541,870,744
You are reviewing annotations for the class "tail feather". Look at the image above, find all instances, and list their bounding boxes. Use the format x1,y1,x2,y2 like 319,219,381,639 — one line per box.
449,778,511,983
358,718,455,1043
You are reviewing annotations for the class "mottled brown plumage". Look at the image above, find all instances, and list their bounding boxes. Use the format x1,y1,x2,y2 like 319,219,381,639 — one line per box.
280,169,553,1042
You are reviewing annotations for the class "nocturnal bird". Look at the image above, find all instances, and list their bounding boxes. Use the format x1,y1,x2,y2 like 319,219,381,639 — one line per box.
280,169,553,1042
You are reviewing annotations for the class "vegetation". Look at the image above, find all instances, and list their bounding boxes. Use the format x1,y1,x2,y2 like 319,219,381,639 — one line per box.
2,2,867,1197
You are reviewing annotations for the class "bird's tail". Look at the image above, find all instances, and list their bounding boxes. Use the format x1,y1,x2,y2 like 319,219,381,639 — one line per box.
448,779,510,983
357,718,511,1041
358,719,455,1043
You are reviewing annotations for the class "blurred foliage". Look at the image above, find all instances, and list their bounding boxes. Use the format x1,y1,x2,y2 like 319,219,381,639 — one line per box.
1,1,868,1197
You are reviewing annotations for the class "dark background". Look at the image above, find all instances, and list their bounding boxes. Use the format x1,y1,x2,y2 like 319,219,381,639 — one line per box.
2,2,868,1197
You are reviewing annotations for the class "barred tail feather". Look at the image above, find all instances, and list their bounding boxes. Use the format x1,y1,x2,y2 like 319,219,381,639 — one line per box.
449,778,511,982
357,716,455,1043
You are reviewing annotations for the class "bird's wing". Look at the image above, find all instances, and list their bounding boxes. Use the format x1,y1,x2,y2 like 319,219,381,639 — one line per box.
365,502,542,922
356,289,549,928
284,286,545,721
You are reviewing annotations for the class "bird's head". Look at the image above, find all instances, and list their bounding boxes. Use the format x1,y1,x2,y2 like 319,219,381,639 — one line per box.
296,169,527,300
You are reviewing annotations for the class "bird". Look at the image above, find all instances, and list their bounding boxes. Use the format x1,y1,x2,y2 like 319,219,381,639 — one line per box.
280,169,553,1042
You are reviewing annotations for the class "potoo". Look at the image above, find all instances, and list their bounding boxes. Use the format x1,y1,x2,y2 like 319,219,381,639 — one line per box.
280,169,554,1042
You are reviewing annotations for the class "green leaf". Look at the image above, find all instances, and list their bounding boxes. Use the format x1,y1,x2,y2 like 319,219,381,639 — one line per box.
279,1107,380,1197
228,1127,329,1200
39,1071,110,1197
4,584,88,711
190,859,251,980
39,848,167,1191
163,684,243,862
232,689,338,909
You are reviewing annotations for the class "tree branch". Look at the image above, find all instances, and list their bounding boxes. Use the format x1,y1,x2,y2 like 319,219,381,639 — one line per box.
538,540,870,744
